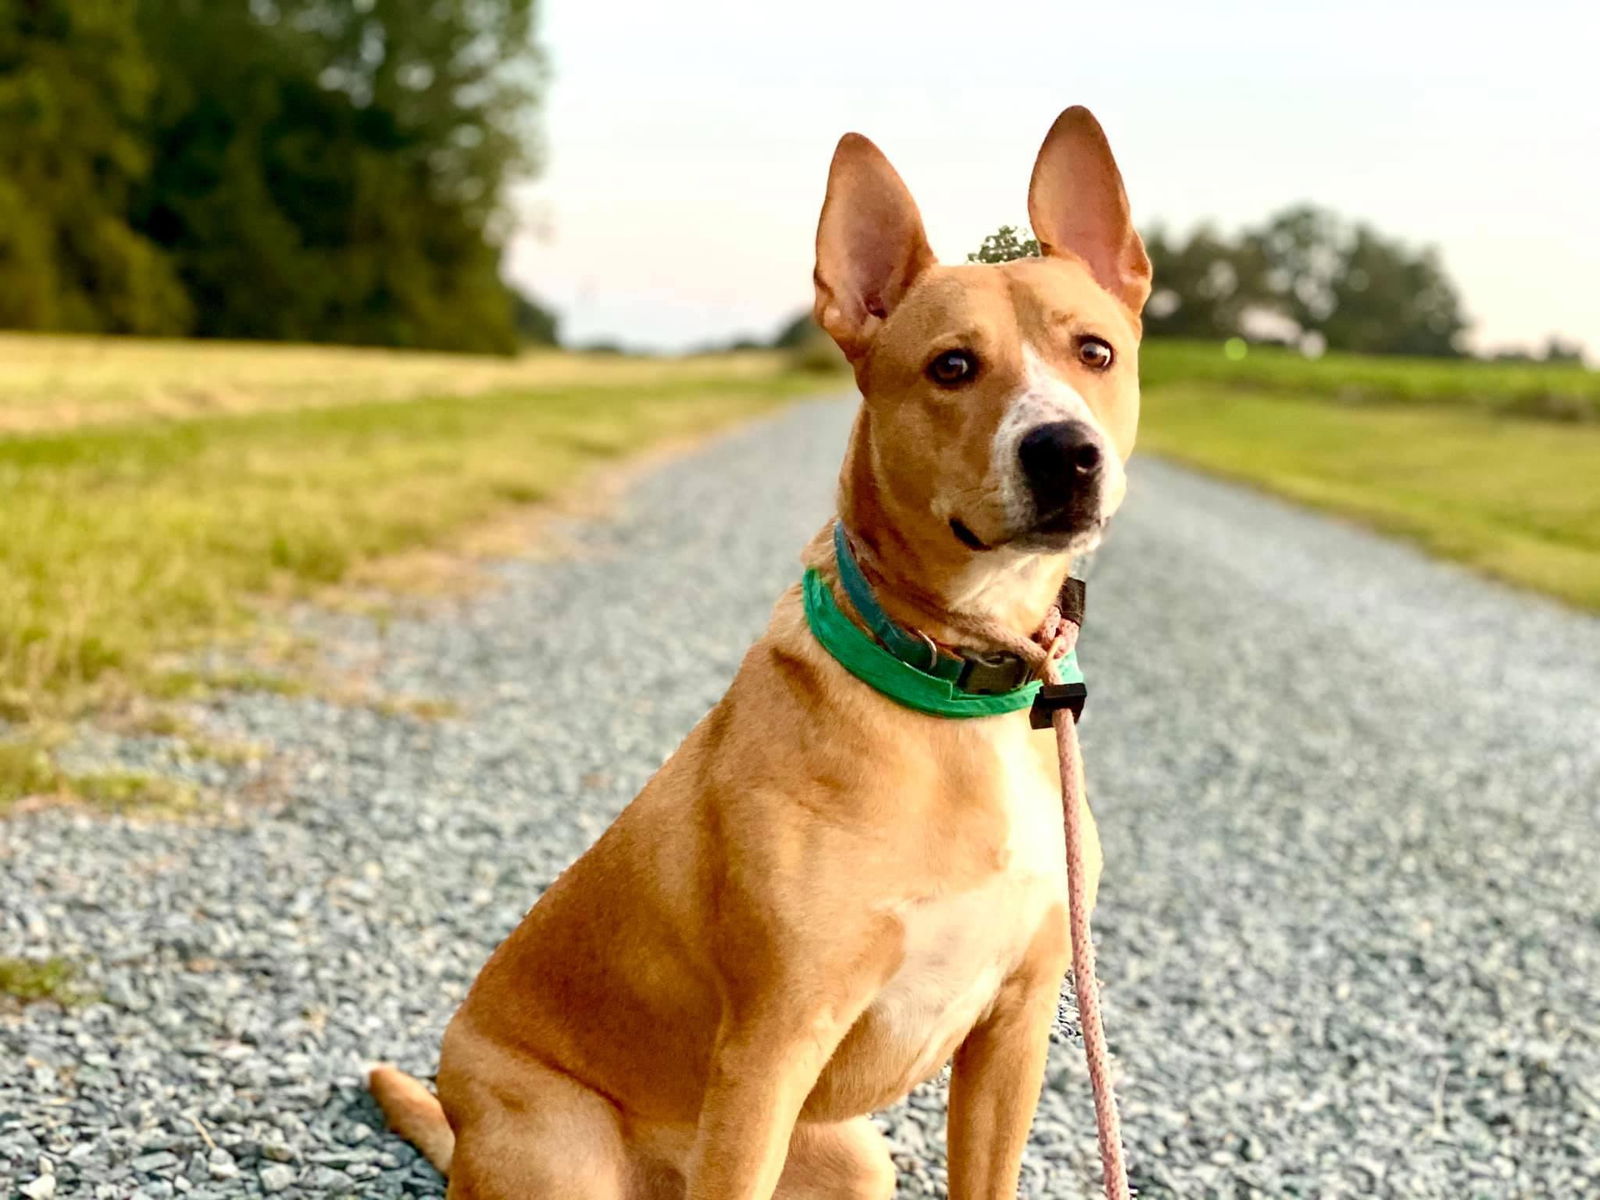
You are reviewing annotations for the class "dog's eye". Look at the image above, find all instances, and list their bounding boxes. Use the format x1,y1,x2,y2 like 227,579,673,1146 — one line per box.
1077,337,1114,371
927,349,979,387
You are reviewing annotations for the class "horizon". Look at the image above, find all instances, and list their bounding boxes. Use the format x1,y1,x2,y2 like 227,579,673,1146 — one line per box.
504,0,1598,360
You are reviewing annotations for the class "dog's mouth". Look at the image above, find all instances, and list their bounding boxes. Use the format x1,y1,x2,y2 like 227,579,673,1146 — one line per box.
950,509,1104,554
1031,496,1104,536
949,518,991,552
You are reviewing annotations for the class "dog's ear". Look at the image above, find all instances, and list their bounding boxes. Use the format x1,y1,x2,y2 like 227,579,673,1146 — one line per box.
814,134,936,360
1027,107,1151,314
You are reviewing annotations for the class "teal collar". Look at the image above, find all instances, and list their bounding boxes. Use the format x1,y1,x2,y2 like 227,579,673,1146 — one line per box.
803,522,1084,719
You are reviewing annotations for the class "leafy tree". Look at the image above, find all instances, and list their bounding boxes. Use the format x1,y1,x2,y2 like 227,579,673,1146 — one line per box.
1,0,546,353
771,311,815,349
1540,335,1585,365
0,0,190,334
268,0,544,216
968,225,1039,264
132,0,543,354
1247,206,1465,356
513,291,560,346
1144,223,1266,340
769,312,845,372
970,207,1469,356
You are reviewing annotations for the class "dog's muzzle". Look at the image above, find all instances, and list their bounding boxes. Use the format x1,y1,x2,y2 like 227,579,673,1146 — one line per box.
1018,420,1105,535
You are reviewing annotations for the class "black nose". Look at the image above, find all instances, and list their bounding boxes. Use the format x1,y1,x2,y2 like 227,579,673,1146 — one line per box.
1018,421,1103,515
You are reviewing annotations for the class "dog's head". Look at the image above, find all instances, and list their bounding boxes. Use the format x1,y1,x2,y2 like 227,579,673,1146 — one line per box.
816,107,1149,622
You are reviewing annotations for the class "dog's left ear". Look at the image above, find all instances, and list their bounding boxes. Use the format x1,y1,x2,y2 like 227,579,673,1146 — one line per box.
1027,107,1152,314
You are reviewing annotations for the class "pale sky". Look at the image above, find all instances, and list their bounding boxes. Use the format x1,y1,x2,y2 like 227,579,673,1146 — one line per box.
504,0,1599,357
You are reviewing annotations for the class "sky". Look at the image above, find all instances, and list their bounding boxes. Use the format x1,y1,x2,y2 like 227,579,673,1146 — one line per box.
503,0,1599,357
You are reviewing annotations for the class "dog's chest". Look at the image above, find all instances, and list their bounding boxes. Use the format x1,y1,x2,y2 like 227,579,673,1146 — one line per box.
867,740,1066,1082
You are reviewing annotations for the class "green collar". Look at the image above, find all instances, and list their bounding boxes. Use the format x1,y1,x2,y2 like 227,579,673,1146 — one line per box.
803,523,1084,719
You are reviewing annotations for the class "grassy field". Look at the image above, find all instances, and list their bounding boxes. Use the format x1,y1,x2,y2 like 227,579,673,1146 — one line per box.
1138,344,1600,611
1141,340,1600,421
0,333,791,433
1,337,830,725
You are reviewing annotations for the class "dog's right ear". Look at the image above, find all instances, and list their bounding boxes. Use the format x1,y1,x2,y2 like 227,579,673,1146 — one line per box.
813,134,936,361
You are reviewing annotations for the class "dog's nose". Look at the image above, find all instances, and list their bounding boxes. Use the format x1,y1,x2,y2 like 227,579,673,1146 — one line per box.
1018,421,1103,513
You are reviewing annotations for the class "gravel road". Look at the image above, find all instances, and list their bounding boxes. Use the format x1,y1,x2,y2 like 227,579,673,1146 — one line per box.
3,396,1598,1199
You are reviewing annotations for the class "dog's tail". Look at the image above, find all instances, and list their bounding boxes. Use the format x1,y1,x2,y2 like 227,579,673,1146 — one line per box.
367,1063,454,1175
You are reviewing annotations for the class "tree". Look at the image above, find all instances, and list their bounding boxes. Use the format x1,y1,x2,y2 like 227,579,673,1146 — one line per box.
1493,335,1587,365
771,311,815,349
0,0,190,334
1,0,548,353
513,291,560,346
131,0,545,354
1538,334,1584,365
969,207,1470,356
1247,206,1465,356
1143,224,1266,340
968,225,1039,264
268,0,544,215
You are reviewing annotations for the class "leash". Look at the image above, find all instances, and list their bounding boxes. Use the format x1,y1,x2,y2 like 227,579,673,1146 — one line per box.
836,529,1131,1199
1039,615,1131,1200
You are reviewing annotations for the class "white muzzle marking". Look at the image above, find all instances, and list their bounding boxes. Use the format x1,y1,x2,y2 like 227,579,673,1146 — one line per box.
989,343,1124,546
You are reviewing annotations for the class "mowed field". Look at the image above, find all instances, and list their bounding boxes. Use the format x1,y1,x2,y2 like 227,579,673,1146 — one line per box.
0,335,828,727
1136,341,1600,613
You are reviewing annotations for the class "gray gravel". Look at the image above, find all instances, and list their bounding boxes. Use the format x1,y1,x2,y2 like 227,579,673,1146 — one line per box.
3,396,1598,1199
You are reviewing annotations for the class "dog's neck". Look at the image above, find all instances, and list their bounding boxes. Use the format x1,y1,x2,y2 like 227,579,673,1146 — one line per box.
829,422,1072,654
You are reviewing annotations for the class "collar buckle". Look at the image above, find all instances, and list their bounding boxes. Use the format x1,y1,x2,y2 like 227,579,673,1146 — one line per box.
954,649,1032,696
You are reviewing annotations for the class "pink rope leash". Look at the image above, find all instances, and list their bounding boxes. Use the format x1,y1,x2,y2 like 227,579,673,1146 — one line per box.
1041,614,1130,1200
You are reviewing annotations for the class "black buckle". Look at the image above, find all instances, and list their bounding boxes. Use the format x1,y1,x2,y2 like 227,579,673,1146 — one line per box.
1029,681,1088,728
954,650,1030,696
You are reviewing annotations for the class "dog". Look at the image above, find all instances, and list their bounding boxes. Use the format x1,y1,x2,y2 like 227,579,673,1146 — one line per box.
369,105,1151,1199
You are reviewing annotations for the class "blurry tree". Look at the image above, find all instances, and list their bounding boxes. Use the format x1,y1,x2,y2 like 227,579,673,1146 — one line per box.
1144,224,1266,340
1538,335,1584,365
769,312,846,372
269,0,542,213
970,208,1468,356
771,312,815,349
1492,336,1587,364
0,0,191,334
132,0,544,354
512,291,560,346
1248,206,1465,356
0,0,545,353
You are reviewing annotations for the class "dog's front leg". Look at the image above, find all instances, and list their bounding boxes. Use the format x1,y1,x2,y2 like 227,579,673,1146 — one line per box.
684,978,878,1200
946,924,1070,1199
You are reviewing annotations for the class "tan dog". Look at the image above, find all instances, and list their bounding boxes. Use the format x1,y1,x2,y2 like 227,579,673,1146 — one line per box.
370,105,1150,1200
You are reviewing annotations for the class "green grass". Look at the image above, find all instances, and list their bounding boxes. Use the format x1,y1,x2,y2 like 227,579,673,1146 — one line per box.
1142,340,1600,421
0,956,87,1006
0,740,58,804
0,737,197,815
2,349,830,718
1138,384,1600,611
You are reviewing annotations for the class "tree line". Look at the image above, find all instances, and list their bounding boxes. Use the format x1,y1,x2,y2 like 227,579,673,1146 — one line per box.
970,207,1476,358
0,0,551,355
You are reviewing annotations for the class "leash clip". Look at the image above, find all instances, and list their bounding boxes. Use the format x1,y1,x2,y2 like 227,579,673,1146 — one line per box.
1029,681,1088,729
